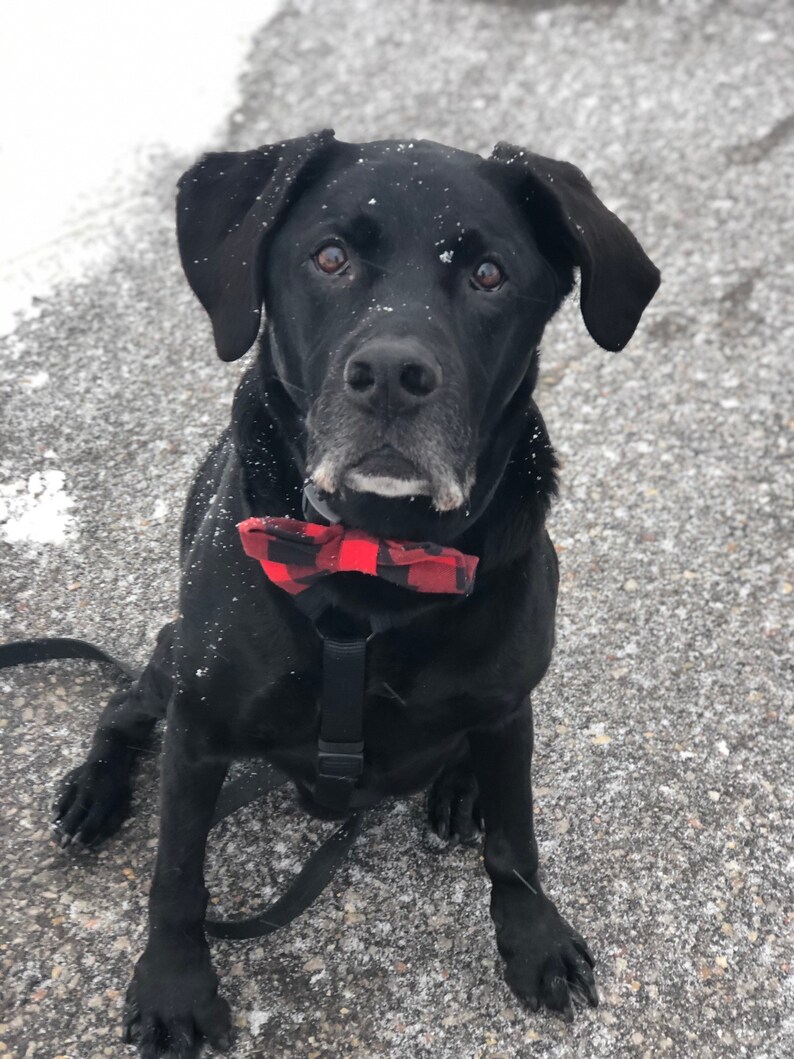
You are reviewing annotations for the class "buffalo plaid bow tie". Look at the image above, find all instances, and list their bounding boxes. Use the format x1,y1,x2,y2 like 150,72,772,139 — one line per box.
238,516,479,596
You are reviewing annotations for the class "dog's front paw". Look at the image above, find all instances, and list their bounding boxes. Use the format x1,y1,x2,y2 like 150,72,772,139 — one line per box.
123,947,232,1058
495,887,598,1020
427,759,483,847
53,758,133,848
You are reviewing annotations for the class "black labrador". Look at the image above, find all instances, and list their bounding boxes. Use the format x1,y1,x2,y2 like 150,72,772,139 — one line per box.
54,130,659,1056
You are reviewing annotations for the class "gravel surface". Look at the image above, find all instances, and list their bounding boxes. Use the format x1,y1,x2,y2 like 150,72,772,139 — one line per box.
1,0,792,1057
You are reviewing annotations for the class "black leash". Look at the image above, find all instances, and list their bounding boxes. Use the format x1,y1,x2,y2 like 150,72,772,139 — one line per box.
0,637,140,681
207,767,362,940
205,759,364,940
0,636,362,940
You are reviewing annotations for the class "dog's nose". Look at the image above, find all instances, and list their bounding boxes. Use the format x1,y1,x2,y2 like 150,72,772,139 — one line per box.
343,343,441,413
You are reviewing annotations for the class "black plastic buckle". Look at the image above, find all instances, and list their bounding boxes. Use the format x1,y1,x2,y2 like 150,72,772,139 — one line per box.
317,739,364,780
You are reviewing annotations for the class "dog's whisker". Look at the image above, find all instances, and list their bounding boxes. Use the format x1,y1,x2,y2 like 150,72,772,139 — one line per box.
381,681,407,706
512,292,551,305
512,868,538,894
358,256,394,275
276,377,309,396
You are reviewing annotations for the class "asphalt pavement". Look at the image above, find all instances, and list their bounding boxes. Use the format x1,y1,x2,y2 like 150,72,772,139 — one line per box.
1,0,792,1057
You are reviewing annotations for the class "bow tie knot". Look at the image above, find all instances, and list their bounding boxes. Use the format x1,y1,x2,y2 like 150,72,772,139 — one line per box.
238,516,478,597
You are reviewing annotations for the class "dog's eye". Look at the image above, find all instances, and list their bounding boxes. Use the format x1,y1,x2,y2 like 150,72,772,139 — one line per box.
472,260,504,291
314,243,349,275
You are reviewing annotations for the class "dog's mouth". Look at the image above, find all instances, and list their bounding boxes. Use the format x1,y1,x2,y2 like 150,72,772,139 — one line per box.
310,443,471,514
344,446,432,500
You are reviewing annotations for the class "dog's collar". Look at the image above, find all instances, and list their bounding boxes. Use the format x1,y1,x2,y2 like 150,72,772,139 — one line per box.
302,482,342,524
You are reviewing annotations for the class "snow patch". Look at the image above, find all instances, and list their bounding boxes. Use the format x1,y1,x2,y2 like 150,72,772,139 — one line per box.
0,470,75,544
249,1008,272,1035
19,370,50,389
0,0,284,335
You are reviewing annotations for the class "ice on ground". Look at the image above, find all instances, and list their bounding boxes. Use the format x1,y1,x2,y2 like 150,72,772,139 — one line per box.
0,470,75,544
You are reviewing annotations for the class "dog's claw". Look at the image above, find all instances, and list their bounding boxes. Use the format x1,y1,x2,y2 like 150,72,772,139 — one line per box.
571,977,599,1009
574,938,596,969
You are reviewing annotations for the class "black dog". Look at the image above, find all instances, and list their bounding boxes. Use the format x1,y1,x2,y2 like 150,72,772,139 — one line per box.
54,130,659,1056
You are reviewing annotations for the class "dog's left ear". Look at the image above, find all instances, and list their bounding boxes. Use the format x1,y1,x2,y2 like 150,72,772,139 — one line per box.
489,142,660,351
177,129,336,361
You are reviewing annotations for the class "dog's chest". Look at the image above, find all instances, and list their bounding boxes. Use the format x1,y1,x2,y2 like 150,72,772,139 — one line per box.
212,636,513,795
237,653,471,747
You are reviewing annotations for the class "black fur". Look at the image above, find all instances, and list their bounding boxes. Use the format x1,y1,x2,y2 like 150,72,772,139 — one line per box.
55,131,659,1057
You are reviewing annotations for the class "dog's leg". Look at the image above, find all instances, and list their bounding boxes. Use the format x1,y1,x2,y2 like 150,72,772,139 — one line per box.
124,695,232,1057
470,700,598,1020
427,747,483,846
53,621,175,847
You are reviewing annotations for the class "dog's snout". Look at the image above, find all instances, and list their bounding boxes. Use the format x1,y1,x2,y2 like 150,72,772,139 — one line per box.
343,343,441,412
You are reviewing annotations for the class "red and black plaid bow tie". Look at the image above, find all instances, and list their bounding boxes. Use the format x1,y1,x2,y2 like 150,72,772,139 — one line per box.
238,516,478,596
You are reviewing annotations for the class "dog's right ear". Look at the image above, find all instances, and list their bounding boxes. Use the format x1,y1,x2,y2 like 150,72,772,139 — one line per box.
176,129,335,361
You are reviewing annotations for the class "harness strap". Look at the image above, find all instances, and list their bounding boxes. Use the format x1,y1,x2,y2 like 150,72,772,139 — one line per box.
315,636,367,812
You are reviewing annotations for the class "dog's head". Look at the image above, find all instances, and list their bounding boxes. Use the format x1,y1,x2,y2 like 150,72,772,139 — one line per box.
177,130,659,535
